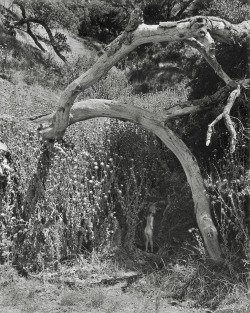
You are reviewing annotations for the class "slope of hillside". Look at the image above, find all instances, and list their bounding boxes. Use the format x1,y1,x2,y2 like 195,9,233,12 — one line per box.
0,0,100,65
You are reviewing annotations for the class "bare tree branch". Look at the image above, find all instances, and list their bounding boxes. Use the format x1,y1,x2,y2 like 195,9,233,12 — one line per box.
163,79,248,119
13,2,46,52
185,33,232,84
223,85,241,153
11,2,66,61
206,85,241,153
40,23,66,62
28,12,249,141
206,113,224,147
29,79,248,133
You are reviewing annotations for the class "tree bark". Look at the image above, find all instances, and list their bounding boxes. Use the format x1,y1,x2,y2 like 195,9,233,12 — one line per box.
32,99,223,262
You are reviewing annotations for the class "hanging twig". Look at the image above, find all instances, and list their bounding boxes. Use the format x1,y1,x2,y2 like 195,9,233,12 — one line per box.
206,85,241,153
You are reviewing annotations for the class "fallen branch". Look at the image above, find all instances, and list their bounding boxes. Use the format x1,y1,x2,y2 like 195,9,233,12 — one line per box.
206,85,241,153
29,80,249,128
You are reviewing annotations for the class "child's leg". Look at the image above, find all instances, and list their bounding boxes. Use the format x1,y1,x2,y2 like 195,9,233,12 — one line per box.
145,234,149,252
150,237,153,252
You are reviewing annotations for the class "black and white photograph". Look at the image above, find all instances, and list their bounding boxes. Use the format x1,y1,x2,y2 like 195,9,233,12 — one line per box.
0,0,249,312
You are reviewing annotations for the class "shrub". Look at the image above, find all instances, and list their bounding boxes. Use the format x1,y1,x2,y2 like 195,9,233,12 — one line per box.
205,136,250,265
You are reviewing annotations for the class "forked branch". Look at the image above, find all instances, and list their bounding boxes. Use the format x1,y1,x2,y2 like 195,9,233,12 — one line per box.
206,85,241,153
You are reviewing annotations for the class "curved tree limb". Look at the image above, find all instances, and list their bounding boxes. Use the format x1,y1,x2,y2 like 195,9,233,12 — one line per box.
26,23,46,52
30,98,223,262
40,23,66,62
206,85,241,153
36,14,249,141
13,2,46,52
26,12,250,263
30,79,249,127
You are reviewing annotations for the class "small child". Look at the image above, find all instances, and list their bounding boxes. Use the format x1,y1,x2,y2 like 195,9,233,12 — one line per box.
144,203,157,253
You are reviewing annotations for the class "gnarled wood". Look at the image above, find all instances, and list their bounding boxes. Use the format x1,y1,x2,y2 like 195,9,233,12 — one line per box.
33,79,249,131
38,16,250,141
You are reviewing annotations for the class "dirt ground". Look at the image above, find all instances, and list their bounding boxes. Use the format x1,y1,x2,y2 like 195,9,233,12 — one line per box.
0,284,206,313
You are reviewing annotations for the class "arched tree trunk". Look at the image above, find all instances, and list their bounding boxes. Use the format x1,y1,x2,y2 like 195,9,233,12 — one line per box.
29,13,250,263
37,16,250,142
33,99,223,262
